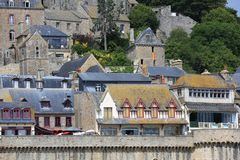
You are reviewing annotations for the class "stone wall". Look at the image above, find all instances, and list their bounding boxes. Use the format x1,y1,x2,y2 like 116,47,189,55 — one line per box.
0,129,240,160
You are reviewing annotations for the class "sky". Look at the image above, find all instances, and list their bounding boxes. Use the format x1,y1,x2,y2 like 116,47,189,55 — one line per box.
227,0,240,16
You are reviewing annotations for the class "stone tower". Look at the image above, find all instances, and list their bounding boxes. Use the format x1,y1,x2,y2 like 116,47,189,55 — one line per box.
19,32,50,76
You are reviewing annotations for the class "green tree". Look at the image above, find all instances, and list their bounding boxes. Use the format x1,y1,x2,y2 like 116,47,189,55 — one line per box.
94,0,119,51
129,4,159,31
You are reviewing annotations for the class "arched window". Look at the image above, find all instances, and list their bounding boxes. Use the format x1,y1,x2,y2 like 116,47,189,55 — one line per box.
36,47,39,58
22,108,31,119
24,0,30,8
13,108,20,119
9,30,15,41
25,15,31,25
9,0,14,7
9,14,14,25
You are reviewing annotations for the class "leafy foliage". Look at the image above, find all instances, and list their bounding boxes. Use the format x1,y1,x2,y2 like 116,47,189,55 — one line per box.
129,4,159,31
165,8,240,73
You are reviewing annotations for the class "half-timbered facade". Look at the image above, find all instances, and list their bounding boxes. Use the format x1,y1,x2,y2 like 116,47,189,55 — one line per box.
172,74,238,129
96,84,188,136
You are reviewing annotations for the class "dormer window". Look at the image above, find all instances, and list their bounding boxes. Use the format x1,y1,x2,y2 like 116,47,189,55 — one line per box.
25,0,30,8
12,78,19,88
24,79,31,88
13,108,20,119
20,98,28,102
63,99,72,108
122,98,131,118
136,99,144,118
41,100,50,108
95,84,101,92
168,100,176,118
2,108,10,119
151,99,159,118
9,0,14,7
22,108,31,119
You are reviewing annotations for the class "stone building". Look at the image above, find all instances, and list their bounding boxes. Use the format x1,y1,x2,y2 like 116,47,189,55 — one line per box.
172,74,238,130
0,0,44,66
17,25,70,75
75,84,188,136
153,6,197,39
127,27,165,68
0,102,35,136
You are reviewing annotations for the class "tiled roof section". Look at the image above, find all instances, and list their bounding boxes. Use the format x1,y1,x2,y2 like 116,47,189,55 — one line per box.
0,0,43,8
173,74,234,89
9,89,74,114
107,84,181,110
45,10,87,22
21,25,68,37
56,55,91,77
185,102,237,112
232,73,240,90
128,0,138,4
148,66,185,77
79,73,151,82
0,102,33,109
135,27,163,46
83,5,129,21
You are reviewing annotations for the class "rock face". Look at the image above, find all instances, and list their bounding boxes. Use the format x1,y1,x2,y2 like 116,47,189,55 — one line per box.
0,129,240,160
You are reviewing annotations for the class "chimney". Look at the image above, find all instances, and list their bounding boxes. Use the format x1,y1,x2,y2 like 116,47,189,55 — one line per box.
36,68,44,89
220,66,230,80
169,59,183,69
130,28,135,43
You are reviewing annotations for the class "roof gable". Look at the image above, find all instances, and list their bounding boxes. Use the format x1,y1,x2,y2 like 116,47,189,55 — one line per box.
135,27,163,46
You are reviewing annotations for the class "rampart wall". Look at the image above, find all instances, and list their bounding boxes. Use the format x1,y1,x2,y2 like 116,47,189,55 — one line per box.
0,129,240,160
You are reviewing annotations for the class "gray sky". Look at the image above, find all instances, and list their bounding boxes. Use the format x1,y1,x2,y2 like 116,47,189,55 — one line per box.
227,0,240,16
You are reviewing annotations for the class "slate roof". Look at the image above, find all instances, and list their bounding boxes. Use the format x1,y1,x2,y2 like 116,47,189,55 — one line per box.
135,27,163,46
86,65,104,72
79,73,151,82
185,102,237,112
0,0,43,8
8,89,74,114
173,74,235,89
45,10,87,22
106,84,182,110
56,55,91,77
0,74,71,88
0,102,33,109
20,25,68,37
148,66,185,77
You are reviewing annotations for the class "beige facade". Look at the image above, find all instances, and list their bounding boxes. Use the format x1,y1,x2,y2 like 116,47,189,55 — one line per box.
0,7,44,66
19,32,50,76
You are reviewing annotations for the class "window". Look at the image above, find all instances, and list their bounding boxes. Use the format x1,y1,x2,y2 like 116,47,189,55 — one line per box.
13,108,20,119
36,47,40,58
140,59,143,65
164,126,180,136
130,111,137,118
95,84,101,92
55,117,61,127
24,80,31,88
22,108,31,119
56,22,60,28
177,89,182,96
104,107,112,120
66,117,72,127
120,24,124,33
145,111,151,118
41,101,50,108
62,81,68,89
9,30,15,41
25,0,30,8
137,107,144,118
9,0,14,7
63,100,72,108
123,107,130,118
189,89,193,97
35,117,39,125
2,109,10,119
9,15,14,25
12,79,19,88
143,128,159,136
25,15,31,25
151,107,158,118
76,23,79,31
44,117,50,127
121,128,139,136
168,101,176,118
67,23,71,30
101,128,117,136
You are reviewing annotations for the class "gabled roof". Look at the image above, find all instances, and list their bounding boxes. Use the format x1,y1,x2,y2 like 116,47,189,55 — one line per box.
106,84,182,110
79,73,151,82
135,27,163,46
173,74,234,89
56,55,91,77
148,66,185,77
18,31,47,48
45,10,87,22
20,25,68,38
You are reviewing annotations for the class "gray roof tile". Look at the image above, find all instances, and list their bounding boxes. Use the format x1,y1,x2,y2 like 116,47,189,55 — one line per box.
186,102,237,112
148,66,185,77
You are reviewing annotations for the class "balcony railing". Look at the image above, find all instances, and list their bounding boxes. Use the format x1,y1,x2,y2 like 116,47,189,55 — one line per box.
197,122,237,129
